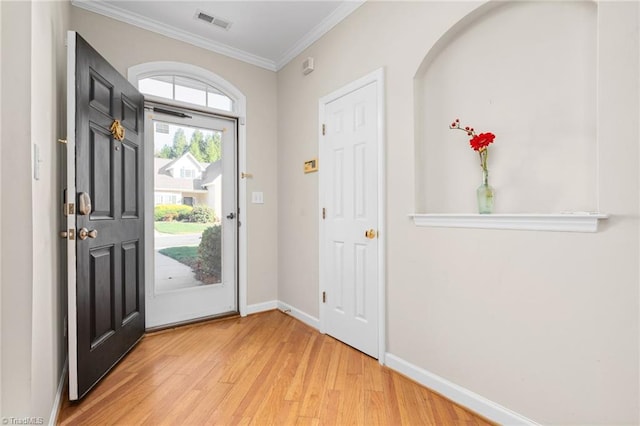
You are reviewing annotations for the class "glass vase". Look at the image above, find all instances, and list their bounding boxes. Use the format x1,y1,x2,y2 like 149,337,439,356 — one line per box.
477,169,494,214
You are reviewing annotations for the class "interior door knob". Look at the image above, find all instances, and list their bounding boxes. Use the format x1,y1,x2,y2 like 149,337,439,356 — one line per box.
78,228,98,240
365,229,377,239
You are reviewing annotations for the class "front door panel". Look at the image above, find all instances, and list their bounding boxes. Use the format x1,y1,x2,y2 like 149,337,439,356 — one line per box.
67,31,145,400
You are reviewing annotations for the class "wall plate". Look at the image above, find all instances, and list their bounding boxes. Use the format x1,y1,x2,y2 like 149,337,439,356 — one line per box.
304,158,318,173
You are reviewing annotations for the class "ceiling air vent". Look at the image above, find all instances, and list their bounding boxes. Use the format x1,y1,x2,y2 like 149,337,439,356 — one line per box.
212,18,231,30
194,10,232,31
196,12,214,23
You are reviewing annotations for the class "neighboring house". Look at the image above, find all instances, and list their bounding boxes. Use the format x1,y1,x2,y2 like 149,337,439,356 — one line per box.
155,152,222,217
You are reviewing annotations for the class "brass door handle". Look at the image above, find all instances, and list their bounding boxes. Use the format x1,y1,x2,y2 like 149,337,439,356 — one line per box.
78,228,98,240
365,229,377,239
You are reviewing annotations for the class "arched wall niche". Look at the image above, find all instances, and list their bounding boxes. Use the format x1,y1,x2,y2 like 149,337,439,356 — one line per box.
414,1,597,214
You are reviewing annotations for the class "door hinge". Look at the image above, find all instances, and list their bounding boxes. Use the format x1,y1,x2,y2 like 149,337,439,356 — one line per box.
322,207,326,219
64,203,75,216
322,124,326,136
322,291,326,303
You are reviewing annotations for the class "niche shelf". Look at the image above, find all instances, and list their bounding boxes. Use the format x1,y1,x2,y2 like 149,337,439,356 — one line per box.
412,2,599,225
409,213,609,233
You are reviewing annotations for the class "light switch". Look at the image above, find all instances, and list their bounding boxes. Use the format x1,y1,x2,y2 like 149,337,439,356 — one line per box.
251,191,264,204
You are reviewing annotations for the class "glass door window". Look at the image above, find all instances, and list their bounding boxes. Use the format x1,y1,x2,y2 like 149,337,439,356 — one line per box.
145,108,238,327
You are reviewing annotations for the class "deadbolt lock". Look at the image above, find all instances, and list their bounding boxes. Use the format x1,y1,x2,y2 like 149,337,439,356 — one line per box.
78,228,98,240
78,192,92,216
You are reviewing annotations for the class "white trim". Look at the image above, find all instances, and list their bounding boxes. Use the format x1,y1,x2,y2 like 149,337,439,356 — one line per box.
48,359,68,426
410,213,609,233
275,1,366,70
375,69,387,365
66,30,78,401
277,301,320,330
245,299,321,328
385,354,540,426
245,300,278,315
73,0,363,72
72,0,277,71
129,62,248,320
237,110,248,318
318,68,386,362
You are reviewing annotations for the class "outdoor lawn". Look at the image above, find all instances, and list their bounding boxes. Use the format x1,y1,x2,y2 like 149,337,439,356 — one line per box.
158,246,199,268
154,221,213,234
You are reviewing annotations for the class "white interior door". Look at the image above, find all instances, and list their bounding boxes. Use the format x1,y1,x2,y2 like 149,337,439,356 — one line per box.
144,106,238,328
320,73,383,359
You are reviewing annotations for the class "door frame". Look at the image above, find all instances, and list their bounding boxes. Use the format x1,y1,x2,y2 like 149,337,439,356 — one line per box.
318,68,386,364
66,31,78,397
127,62,249,318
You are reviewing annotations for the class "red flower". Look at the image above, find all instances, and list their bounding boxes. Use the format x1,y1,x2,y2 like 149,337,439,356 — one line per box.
469,132,495,151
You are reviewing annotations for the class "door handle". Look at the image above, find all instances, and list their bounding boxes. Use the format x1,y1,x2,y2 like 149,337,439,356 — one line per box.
78,228,98,240
226,212,236,220
365,229,377,239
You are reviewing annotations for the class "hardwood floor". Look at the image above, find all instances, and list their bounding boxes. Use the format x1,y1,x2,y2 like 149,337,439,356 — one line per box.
58,310,493,425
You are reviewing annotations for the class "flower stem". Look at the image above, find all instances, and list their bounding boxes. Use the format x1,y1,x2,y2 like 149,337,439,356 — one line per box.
449,125,476,137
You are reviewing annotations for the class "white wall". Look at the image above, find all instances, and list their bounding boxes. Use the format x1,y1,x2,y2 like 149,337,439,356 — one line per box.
1,0,69,421
70,6,279,306
416,1,597,213
30,0,70,420
1,1,34,417
277,1,639,424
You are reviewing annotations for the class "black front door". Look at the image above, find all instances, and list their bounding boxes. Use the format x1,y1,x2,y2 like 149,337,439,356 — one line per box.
67,32,145,400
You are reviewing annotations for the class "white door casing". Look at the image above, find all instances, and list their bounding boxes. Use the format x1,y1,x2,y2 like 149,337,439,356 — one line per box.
144,109,238,328
319,69,386,361
66,31,78,398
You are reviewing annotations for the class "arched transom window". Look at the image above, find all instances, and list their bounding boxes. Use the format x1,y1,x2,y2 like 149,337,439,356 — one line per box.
128,62,245,115
138,75,234,112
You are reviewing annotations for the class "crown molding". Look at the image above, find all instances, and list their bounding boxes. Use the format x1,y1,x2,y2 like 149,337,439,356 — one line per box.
275,1,366,70
71,0,278,71
72,0,364,73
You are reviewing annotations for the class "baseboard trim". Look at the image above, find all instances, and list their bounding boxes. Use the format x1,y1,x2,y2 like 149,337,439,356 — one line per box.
245,300,278,315
385,353,538,425
277,301,320,330
49,358,68,426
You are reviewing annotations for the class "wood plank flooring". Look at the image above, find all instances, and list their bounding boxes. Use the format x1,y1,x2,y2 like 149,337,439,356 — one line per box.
58,310,493,425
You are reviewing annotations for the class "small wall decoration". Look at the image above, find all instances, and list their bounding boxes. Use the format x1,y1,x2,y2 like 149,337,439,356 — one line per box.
449,118,496,214
110,119,126,141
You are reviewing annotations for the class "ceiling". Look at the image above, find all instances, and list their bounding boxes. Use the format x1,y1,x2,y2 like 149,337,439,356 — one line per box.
72,0,365,71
